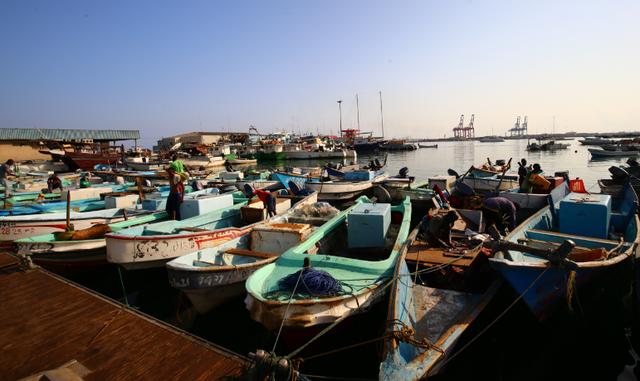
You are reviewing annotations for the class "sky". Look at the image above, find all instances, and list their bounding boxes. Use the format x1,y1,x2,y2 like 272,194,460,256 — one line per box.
1,0,639,147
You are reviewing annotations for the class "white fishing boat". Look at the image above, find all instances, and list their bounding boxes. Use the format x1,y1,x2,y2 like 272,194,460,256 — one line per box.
166,193,323,314
106,193,250,270
589,148,640,158
304,171,386,200
0,208,150,247
282,148,357,160
182,155,225,170
461,175,519,193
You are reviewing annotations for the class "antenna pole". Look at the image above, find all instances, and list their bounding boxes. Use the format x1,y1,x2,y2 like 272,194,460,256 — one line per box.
379,91,385,138
337,100,343,137
356,93,361,131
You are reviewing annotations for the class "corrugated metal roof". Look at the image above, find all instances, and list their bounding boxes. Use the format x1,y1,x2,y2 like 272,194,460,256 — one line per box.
0,128,140,141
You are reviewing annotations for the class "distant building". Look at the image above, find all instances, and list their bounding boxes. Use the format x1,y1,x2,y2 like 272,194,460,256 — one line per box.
0,128,140,162
156,131,250,151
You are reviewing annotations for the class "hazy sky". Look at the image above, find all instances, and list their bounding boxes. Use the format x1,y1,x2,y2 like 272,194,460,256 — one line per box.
1,0,639,147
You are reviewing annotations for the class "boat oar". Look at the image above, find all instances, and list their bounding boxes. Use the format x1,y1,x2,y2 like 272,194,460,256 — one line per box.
493,239,578,269
493,157,513,193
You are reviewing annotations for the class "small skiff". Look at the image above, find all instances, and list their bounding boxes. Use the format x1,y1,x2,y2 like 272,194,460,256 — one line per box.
489,183,640,321
14,211,168,270
106,193,250,270
166,192,323,314
245,196,411,331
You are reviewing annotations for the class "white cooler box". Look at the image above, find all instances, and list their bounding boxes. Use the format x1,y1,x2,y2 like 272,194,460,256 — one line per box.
180,193,234,220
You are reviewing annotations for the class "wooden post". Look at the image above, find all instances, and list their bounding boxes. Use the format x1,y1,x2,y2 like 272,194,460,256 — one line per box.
66,190,71,230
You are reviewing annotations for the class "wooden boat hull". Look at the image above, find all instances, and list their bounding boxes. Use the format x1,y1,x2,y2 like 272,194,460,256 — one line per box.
283,149,356,160
490,250,635,321
589,148,639,158
305,179,380,200
418,144,438,148
245,197,412,331
461,177,518,192
0,214,128,247
62,152,122,171
489,186,640,321
107,224,251,270
166,193,319,313
498,190,548,210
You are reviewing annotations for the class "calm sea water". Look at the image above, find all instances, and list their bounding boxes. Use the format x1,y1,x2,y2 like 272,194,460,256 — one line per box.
258,138,630,191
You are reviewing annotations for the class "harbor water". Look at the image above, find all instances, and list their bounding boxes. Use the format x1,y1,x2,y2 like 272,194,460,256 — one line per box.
60,139,639,381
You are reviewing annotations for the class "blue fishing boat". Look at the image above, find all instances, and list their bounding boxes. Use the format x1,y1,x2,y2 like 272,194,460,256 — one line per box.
489,183,639,321
380,209,500,379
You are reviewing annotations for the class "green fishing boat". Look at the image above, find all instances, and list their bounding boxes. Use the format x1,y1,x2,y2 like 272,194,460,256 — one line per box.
245,196,412,331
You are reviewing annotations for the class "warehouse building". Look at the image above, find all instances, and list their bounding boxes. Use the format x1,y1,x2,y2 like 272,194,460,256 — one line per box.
0,128,140,161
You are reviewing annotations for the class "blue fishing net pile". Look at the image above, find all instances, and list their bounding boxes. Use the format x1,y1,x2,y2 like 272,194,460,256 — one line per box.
278,268,343,297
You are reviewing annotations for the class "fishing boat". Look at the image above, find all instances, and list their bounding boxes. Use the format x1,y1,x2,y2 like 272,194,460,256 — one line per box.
460,174,519,193
304,172,386,201
469,159,511,178
165,192,322,314
106,192,250,270
124,158,167,171
181,154,225,170
245,196,411,331
478,136,505,143
41,144,124,171
380,140,418,151
380,211,501,379
0,207,151,247
228,158,258,165
589,148,639,158
282,148,357,160
0,198,106,216
417,143,438,148
489,183,639,321
579,137,613,146
526,140,570,152
14,211,168,271
377,179,435,210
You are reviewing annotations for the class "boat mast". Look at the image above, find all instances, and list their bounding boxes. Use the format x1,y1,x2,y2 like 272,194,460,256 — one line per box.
356,93,361,132
379,91,385,138
337,100,343,137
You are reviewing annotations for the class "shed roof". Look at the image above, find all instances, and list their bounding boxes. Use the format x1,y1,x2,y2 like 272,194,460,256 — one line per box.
0,128,140,141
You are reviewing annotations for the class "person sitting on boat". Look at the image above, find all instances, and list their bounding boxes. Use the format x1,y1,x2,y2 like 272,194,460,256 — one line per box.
419,210,459,248
0,159,15,197
517,158,528,187
481,197,517,236
224,160,235,173
47,172,63,193
166,164,185,220
252,188,277,217
79,174,92,188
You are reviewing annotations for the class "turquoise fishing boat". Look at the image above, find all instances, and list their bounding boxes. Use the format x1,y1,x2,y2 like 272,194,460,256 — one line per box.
245,196,411,331
489,183,639,321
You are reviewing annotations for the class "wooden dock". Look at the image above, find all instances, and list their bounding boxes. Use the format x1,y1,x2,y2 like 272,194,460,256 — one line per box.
0,253,248,380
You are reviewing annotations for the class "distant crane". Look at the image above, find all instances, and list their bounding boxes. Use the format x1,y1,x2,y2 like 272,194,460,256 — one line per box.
453,114,474,139
508,116,527,137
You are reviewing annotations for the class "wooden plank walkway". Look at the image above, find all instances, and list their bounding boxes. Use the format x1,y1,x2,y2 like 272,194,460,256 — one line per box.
0,253,248,380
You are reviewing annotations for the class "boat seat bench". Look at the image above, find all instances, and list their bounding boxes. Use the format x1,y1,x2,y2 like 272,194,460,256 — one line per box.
526,228,622,250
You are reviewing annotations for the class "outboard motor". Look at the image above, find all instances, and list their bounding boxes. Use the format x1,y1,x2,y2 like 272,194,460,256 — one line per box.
398,167,409,178
374,158,382,169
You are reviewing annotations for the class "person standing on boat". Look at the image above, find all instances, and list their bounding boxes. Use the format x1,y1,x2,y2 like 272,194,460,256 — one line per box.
166,164,184,220
517,159,528,187
253,188,277,217
482,197,517,236
0,159,15,197
419,210,458,248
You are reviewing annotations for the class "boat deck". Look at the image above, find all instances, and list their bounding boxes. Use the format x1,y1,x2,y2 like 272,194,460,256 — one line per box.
0,253,248,380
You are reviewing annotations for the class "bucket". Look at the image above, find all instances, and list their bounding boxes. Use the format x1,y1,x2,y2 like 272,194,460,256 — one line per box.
569,179,587,193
